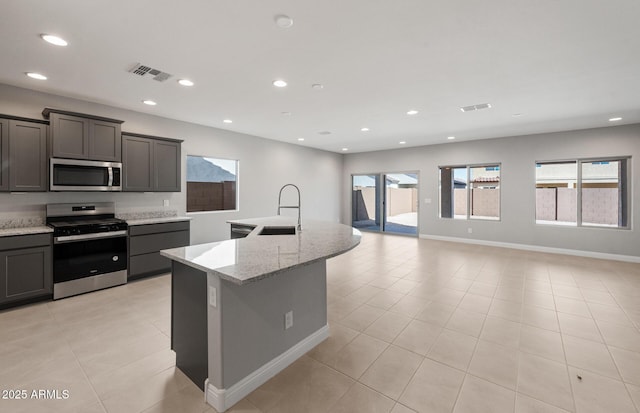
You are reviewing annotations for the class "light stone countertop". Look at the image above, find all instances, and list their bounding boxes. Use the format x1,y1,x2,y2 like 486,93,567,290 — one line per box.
124,216,192,226
160,216,361,285
0,226,53,237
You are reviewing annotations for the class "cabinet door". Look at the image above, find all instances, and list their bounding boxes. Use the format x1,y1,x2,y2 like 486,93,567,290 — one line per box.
154,140,181,191
90,120,122,162
122,135,153,191
50,113,89,159
0,247,52,304
9,121,47,191
0,119,8,191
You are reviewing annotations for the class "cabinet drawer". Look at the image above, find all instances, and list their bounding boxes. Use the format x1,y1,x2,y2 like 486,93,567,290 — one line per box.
128,221,190,236
0,233,51,251
129,252,171,277
129,230,190,256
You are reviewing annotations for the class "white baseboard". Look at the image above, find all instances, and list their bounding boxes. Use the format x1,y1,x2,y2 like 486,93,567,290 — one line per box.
419,234,640,263
206,325,330,412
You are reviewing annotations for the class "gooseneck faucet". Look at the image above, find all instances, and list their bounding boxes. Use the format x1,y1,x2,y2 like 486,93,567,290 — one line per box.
277,184,301,231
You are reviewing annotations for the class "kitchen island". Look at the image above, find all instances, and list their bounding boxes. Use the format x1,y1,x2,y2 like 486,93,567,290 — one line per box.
160,217,360,412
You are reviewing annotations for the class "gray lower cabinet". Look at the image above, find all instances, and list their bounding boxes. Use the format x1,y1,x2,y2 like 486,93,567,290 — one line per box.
9,120,48,191
46,110,123,162
0,234,53,306
0,119,8,191
122,133,182,192
128,221,190,279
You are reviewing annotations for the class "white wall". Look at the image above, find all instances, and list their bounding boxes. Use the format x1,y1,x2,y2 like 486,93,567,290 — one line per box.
0,83,343,244
342,125,640,258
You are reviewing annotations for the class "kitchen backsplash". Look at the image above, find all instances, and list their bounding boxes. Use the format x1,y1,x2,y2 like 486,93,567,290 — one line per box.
115,209,178,220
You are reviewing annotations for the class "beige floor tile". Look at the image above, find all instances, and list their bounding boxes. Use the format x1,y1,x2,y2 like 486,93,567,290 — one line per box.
400,358,465,413
458,294,492,314
610,346,640,386
445,308,486,338
554,296,591,318
495,286,524,303
414,301,456,327
453,374,515,413
587,301,634,327
557,313,603,343
388,279,422,294
101,367,191,413
337,304,385,332
627,383,640,411
364,311,412,343
393,319,442,355
524,291,556,311
388,295,428,318
521,306,559,332
329,382,394,413
515,394,571,413
432,288,466,306
327,298,364,322
519,325,565,363
580,288,618,306
552,285,583,300
488,298,524,323
563,335,620,379
517,352,574,411
597,321,640,353
360,345,423,399
346,285,386,304
569,367,636,413
427,329,477,371
227,398,262,412
366,290,406,310
468,340,519,390
480,316,521,348
308,323,359,365
390,403,417,413
141,382,208,413
331,333,389,379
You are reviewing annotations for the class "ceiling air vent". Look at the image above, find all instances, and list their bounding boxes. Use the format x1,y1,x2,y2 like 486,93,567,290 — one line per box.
460,103,492,112
128,63,173,82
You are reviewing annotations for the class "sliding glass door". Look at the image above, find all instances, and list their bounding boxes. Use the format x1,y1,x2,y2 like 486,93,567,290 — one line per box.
352,172,418,236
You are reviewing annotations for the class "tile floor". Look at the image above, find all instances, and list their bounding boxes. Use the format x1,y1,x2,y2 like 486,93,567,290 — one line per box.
1,232,640,412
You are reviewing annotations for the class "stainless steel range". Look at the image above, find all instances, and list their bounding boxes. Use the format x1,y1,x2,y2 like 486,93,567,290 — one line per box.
47,202,128,300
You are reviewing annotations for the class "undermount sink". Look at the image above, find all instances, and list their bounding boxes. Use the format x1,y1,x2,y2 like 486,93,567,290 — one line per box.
258,226,297,236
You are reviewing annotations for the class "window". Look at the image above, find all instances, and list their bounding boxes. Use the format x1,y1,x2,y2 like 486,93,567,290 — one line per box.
440,164,500,220
535,158,629,228
186,155,238,212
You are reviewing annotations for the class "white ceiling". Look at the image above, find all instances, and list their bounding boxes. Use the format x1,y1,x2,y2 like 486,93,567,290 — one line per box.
2,0,639,153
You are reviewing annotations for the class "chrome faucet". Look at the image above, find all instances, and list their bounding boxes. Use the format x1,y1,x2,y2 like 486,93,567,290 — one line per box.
277,184,301,231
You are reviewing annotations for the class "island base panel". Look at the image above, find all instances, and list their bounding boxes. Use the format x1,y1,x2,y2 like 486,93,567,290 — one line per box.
171,261,208,391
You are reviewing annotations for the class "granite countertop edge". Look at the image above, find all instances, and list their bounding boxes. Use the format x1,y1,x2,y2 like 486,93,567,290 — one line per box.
125,216,193,226
0,226,54,237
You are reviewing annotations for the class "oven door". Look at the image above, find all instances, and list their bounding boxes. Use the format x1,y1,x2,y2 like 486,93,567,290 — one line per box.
53,232,127,283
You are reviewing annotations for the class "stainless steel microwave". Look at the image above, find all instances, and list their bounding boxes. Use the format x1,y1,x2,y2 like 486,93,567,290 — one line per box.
50,158,122,191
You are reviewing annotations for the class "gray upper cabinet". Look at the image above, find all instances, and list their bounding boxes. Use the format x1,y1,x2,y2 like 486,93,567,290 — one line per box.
44,108,123,162
9,120,48,192
122,133,182,192
0,119,8,191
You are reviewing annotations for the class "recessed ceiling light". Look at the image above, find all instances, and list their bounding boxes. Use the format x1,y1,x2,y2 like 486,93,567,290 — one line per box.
407,110,419,115
360,127,370,132
318,131,331,135
41,34,67,46
512,113,522,117
26,72,47,80
461,103,491,112
273,79,287,88
281,111,291,116
399,141,406,145
312,83,324,90
178,79,194,87
274,14,294,29
142,100,157,106
447,136,456,140
297,138,304,141
341,148,348,151
223,119,233,124
609,117,622,122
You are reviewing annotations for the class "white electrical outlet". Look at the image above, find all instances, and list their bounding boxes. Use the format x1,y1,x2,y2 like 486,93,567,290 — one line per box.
209,286,217,308
468,227,473,234
284,311,293,330
163,199,170,207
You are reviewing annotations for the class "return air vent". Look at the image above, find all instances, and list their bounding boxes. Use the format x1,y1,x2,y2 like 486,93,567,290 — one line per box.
460,103,492,112
128,63,173,82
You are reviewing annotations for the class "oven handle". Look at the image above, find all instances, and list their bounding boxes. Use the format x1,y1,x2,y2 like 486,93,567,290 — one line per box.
54,230,128,244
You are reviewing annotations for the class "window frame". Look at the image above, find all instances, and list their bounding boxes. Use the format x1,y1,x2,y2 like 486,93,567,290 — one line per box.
535,156,631,230
438,162,502,221
185,154,239,214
